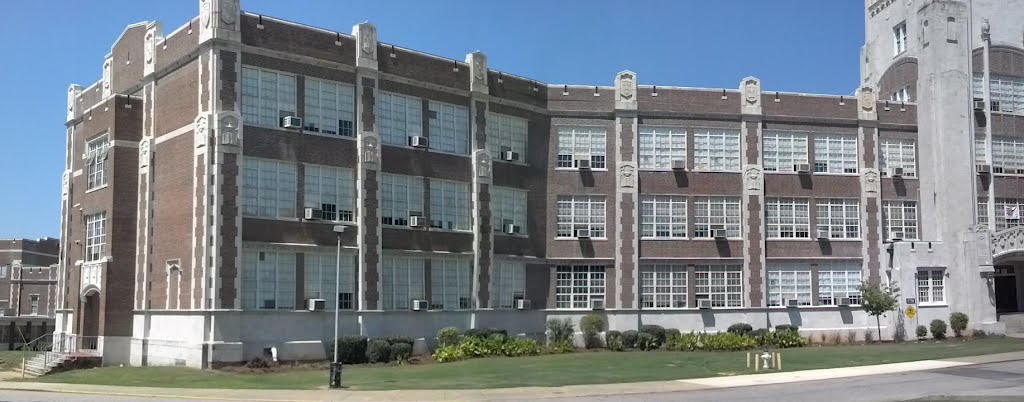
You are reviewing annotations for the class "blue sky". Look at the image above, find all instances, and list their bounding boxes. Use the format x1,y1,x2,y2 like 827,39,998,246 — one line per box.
0,0,864,239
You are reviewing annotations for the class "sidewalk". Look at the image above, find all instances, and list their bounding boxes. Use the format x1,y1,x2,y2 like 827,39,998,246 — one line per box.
2,351,1024,401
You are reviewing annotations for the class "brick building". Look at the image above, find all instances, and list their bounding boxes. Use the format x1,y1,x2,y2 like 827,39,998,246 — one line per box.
0,238,59,317
57,0,1024,367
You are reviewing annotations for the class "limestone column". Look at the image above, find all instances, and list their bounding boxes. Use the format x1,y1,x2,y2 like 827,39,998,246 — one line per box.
740,77,766,309
857,87,883,285
466,52,493,309
614,71,638,310
353,23,383,328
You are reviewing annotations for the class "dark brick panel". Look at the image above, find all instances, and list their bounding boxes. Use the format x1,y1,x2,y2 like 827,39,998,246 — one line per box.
548,87,615,111
111,25,145,95
636,87,740,116
764,174,861,198
639,240,744,258
380,147,471,181
972,47,1024,77
381,229,473,253
364,170,380,309
639,171,743,195
765,241,863,258
747,195,764,307
524,264,549,309
241,14,356,67
155,18,200,73
219,154,239,309
378,46,470,91
489,72,547,109
877,57,919,102
762,93,857,120
220,50,237,112
242,218,358,247
154,60,199,136
866,198,881,284
881,178,920,200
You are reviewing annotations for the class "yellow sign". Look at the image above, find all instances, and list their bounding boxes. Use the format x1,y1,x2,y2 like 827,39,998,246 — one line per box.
906,306,917,319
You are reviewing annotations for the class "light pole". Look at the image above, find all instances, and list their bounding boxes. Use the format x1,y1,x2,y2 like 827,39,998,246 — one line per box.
330,225,346,389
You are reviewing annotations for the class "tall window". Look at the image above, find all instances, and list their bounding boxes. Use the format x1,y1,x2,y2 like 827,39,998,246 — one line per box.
978,198,990,228
380,173,424,226
816,199,860,239
883,200,919,240
694,265,742,307
241,67,297,128
693,129,741,171
492,186,528,235
30,295,39,315
241,249,296,310
556,196,606,238
303,251,355,310
994,198,1024,231
0,265,7,279
554,265,605,309
241,158,297,219
85,212,106,262
766,198,810,239
767,263,812,306
640,264,687,308
763,131,808,172
917,268,945,305
377,91,423,146
693,197,741,238
487,112,528,163
430,257,472,310
86,136,109,190
428,101,470,155
880,139,917,177
430,179,471,231
381,254,425,310
977,137,1024,173
814,134,858,173
894,22,907,55
890,87,910,102
640,195,687,239
973,74,1024,114
638,126,686,170
304,164,355,222
304,78,355,137
557,127,607,169
492,260,526,309
818,261,862,306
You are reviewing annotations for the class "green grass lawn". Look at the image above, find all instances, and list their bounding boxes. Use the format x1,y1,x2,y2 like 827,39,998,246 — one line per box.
0,351,39,371
29,337,1024,390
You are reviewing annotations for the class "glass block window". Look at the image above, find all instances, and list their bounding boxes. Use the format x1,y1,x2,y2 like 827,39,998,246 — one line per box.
766,197,810,239
640,195,687,239
556,196,606,238
377,91,423,146
880,139,916,177
241,158,297,219
814,134,858,173
304,78,355,136
241,67,297,128
694,265,742,308
693,197,741,238
241,249,296,310
640,264,687,308
428,100,470,155
429,179,471,231
304,164,355,222
693,129,741,171
815,198,860,239
638,126,686,170
492,186,528,235
767,263,812,306
557,127,607,169
487,112,528,162
380,173,424,227
973,74,1024,114
430,257,472,310
818,261,863,306
763,131,808,172
303,251,356,310
492,260,526,309
554,265,605,309
381,254,425,310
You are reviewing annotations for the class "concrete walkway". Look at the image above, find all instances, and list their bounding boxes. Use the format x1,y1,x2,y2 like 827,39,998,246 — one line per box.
2,351,1024,401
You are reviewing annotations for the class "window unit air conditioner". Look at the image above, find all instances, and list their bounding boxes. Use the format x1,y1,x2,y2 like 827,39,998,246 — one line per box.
409,215,427,228
502,220,519,235
501,150,520,162
977,164,992,174
515,299,531,310
838,297,853,306
1006,168,1020,175
671,159,687,170
817,229,830,240
409,135,429,148
698,299,713,309
890,231,905,241
307,298,326,311
576,158,592,169
303,207,324,221
712,229,727,239
411,299,429,311
795,163,812,173
974,100,986,111
281,116,303,129
889,166,904,177
785,298,800,308
590,299,605,310
575,228,592,238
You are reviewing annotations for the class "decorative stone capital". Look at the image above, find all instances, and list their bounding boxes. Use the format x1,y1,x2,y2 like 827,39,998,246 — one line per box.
740,77,762,115
857,86,878,120
744,165,763,191
144,22,162,77
194,113,210,149
353,22,379,70
67,84,83,122
981,18,991,41
360,134,380,167
101,56,113,99
615,71,637,111
61,171,70,199
466,51,489,95
862,168,880,194
199,0,240,43
215,112,242,149
475,149,492,182
139,138,152,169
618,162,637,189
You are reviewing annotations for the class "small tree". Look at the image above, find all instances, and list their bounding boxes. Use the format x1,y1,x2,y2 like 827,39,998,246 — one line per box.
858,281,900,342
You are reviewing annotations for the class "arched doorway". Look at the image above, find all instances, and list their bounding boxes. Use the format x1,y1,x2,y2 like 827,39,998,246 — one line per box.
80,288,100,339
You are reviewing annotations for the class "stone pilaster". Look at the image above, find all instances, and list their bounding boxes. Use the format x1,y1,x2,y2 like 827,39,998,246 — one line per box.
857,86,883,284
740,77,765,308
614,71,638,310
467,51,493,308
354,22,382,313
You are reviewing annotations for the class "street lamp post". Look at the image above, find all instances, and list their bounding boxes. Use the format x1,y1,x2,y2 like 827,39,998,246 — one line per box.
330,225,346,389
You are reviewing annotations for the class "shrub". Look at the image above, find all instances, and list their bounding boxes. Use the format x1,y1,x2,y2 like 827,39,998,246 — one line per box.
640,324,667,346
847,329,858,344
864,329,874,343
366,339,392,363
437,327,460,348
390,343,412,363
972,329,987,338
727,323,753,336
501,338,541,357
245,357,272,369
604,330,623,351
930,319,948,340
465,328,508,340
637,332,659,351
950,312,969,337
549,340,576,354
622,330,639,349
385,336,415,346
665,328,682,342
580,314,606,349
433,345,465,363
330,336,368,364
758,330,808,348
916,325,928,339
666,331,758,351
775,324,799,333
750,328,769,338
546,318,575,346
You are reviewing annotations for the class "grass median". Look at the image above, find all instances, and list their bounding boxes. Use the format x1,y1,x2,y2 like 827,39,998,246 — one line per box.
25,337,1024,390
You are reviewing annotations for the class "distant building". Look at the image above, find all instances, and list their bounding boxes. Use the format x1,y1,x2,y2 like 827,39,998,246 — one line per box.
58,0,1024,368
0,238,59,317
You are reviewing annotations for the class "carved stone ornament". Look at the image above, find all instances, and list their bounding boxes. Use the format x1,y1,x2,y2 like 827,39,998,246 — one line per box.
619,163,636,188
61,171,70,197
476,150,492,178
139,139,151,168
360,24,377,56
362,136,380,165
743,78,760,105
102,59,111,90
993,226,1024,257
474,58,486,82
858,86,876,112
218,114,240,146
744,165,762,191
219,0,238,25
67,85,78,116
981,18,991,41
862,168,880,194
195,115,209,148
201,0,212,28
618,72,635,100
144,31,155,66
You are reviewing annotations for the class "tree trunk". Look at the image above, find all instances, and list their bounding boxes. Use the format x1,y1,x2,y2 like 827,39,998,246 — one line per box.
876,315,882,343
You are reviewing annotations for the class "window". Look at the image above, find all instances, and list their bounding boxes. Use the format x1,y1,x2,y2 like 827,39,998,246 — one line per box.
976,137,1024,173
763,131,809,172
381,254,425,310
890,87,910,102
766,198,810,239
883,201,919,240
86,136,109,190
85,212,106,262
979,198,990,228
492,186,528,235
0,265,7,278
557,127,606,169
241,67,297,128
816,198,860,239
814,134,858,174
917,268,945,305
303,251,355,310
304,164,355,222
492,260,526,309
428,101,470,155
554,265,605,309
818,261,863,306
241,158,297,219
241,249,296,310
487,112,528,163
640,264,687,308
380,173,424,226
880,139,917,177
894,22,907,55
304,78,354,137
377,91,423,146
973,74,1024,114
767,263,812,306
556,196,606,238
640,196,687,239
994,198,1024,231
429,179,471,231
30,295,39,316
430,257,472,310
638,126,686,170
693,197,741,238
694,265,742,307
693,129,741,171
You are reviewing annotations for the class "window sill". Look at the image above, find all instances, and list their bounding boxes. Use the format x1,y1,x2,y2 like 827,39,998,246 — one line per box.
688,238,741,241
492,159,529,167
764,171,859,176
554,237,608,241
689,169,741,173
85,184,109,194
554,168,609,172
380,143,471,158
641,237,689,241
242,216,302,223
302,219,357,226
381,225,473,234
881,175,918,180
495,232,530,238
302,130,357,141
917,303,948,308
766,238,863,241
